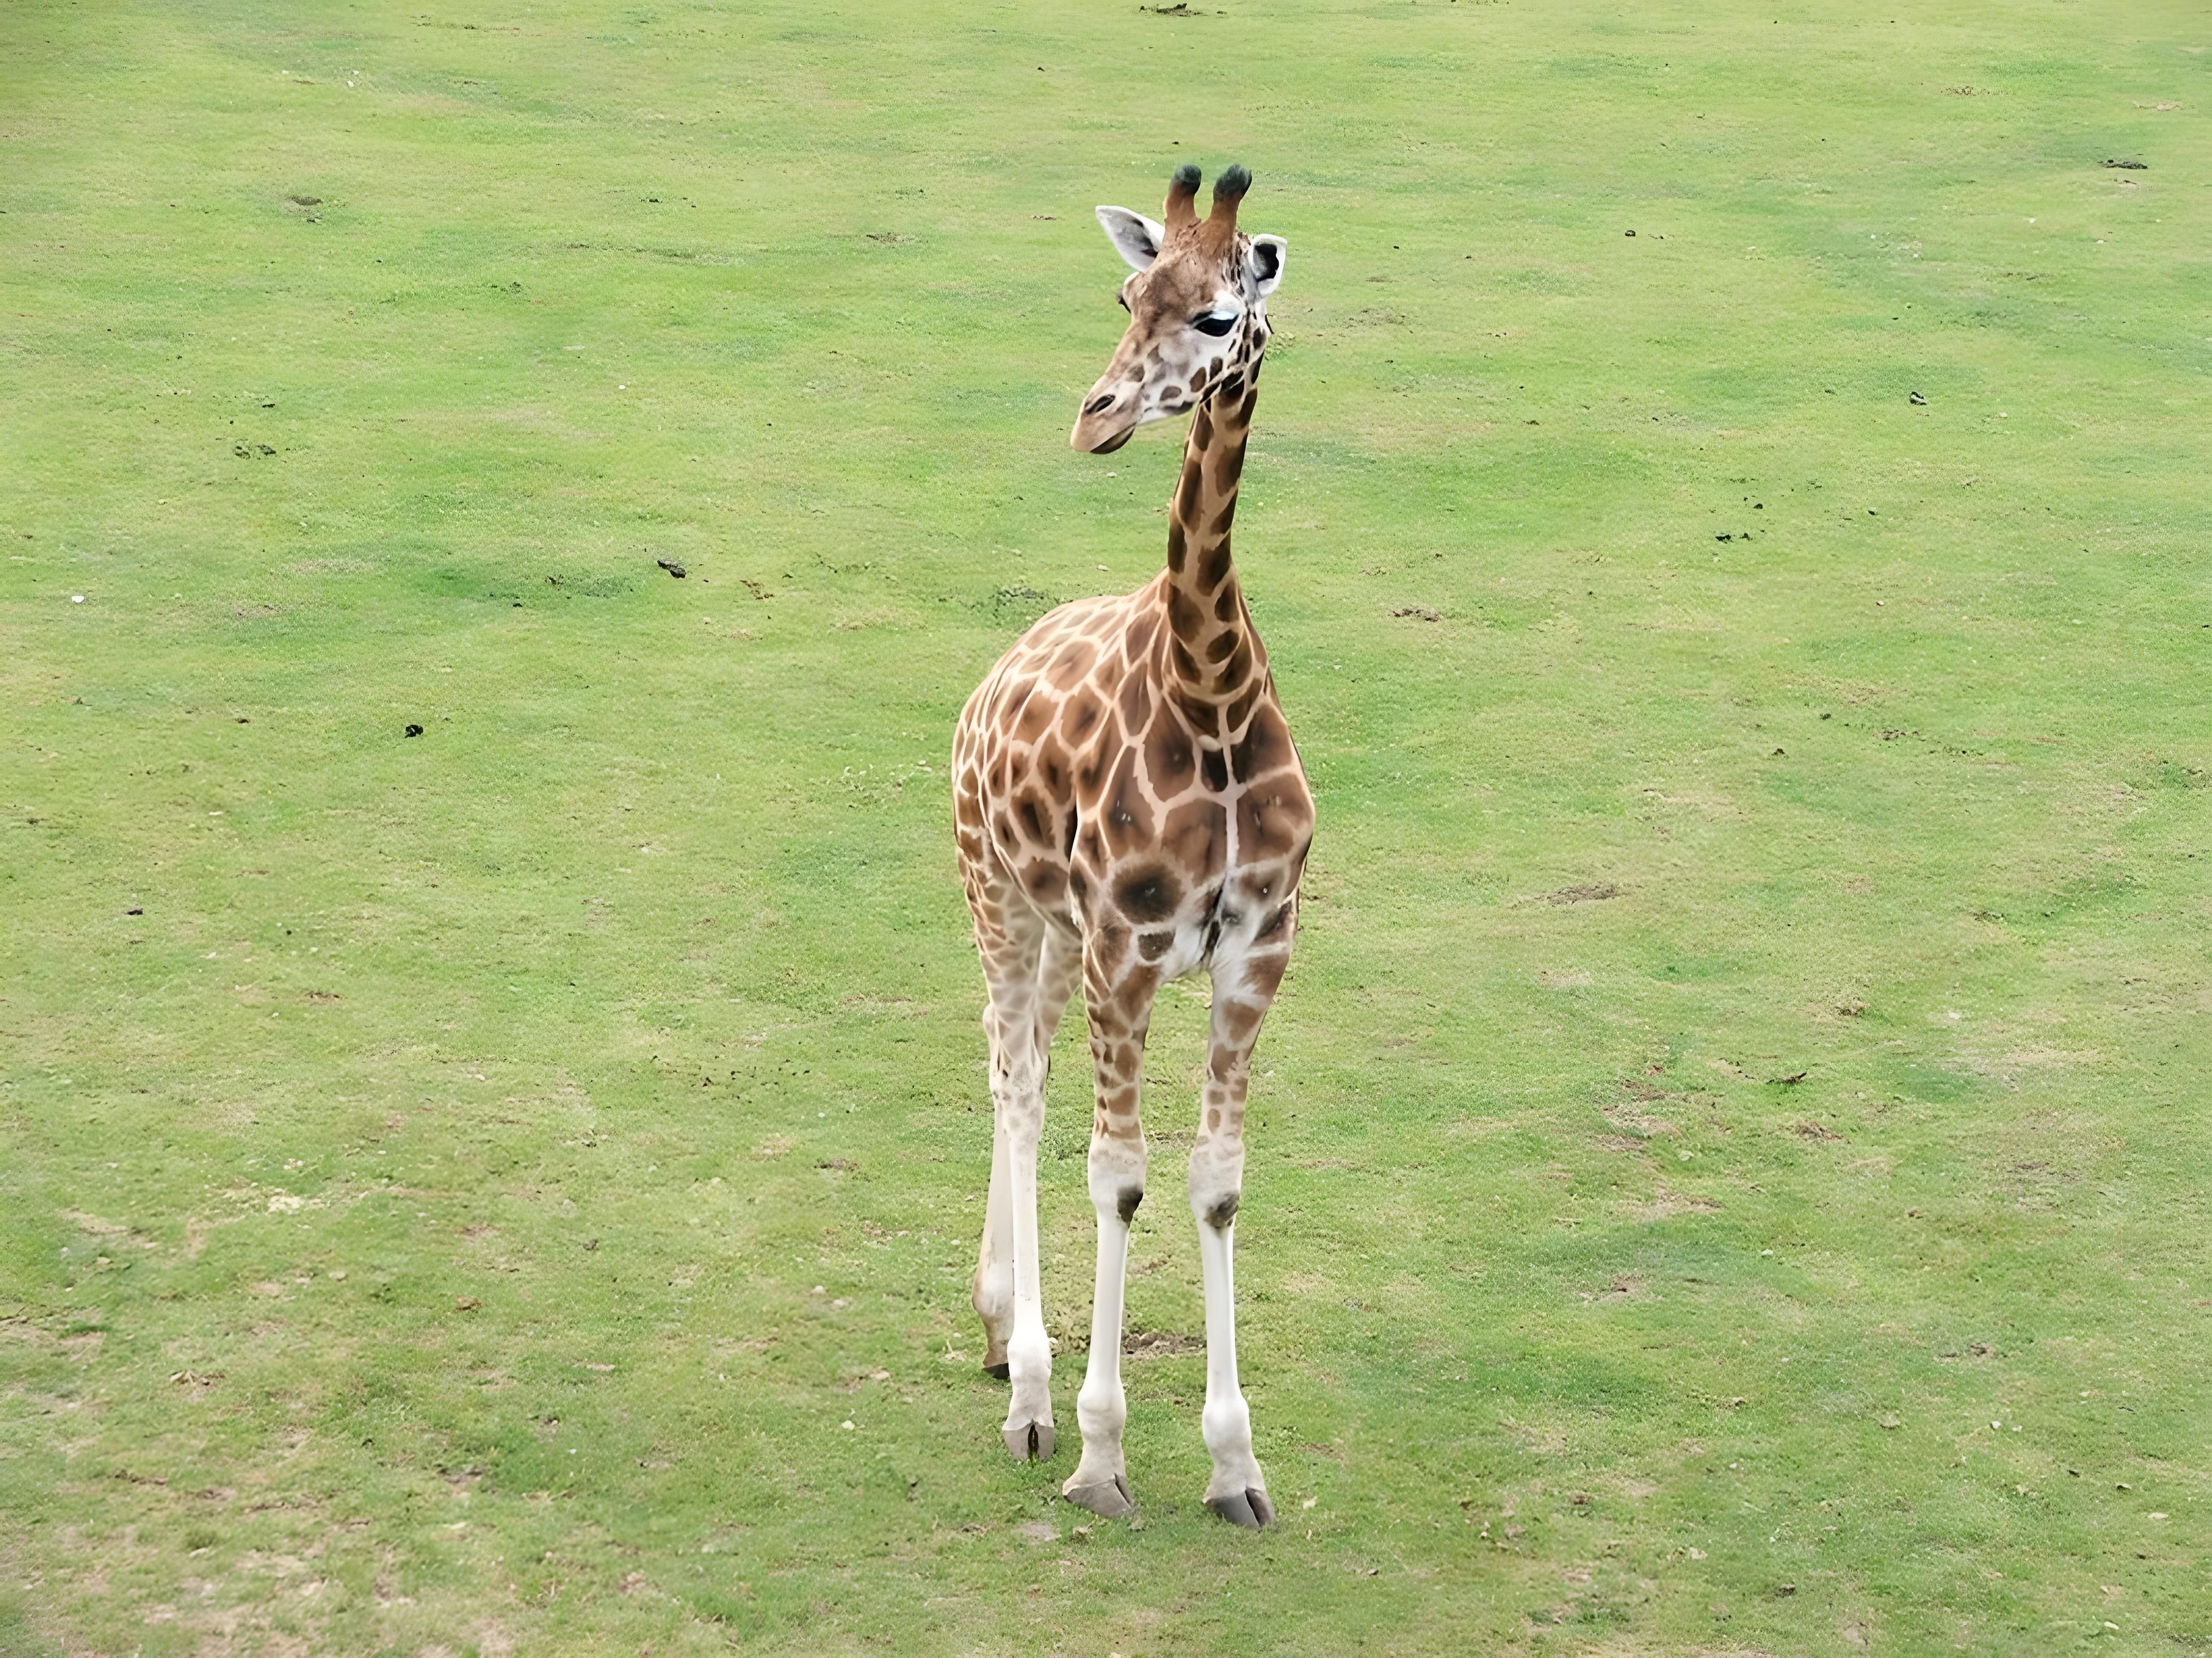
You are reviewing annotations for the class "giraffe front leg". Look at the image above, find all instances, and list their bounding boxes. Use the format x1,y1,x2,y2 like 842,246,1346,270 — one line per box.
1193,1196,1270,1527
1061,1136,1143,1516
1064,1122,1148,1512
1190,948,1285,1530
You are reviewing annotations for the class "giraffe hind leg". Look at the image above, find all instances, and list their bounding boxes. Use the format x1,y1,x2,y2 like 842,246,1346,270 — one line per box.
968,872,1076,1460
973,1126,1013,1379
973,920,1079,1387
990,979,1054,1462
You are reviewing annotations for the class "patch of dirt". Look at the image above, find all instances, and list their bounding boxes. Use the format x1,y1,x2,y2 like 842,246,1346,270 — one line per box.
1635,1185,1722,1220
1604,1098,1679,1140
1792,1121,1846,1141
1125,1329,1202,1357
1546,882,1620,905
1604,1111,1680,1144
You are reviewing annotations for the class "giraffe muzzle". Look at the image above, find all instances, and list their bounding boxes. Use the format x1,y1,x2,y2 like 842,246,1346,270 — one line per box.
1071,373,1143,453
1071,406,1138,453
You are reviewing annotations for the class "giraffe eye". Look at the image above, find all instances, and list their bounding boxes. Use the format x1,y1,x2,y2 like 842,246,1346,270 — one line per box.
1192,312,1237,336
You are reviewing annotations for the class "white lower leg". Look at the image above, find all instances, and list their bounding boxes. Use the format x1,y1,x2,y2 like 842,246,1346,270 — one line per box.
1065,1157,1140,1508
972,1126,1013,1371
1187,960,1279,1527
1000,1111,1054,1457
1195,1218,1257,1473
1062,1214,1132,1501
1077,1216,1129,1448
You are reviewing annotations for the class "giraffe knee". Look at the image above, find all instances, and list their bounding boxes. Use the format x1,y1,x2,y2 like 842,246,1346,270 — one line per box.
1089,1136,1146,1208
1088,1140,1146,1221
1188,1144,1244,1230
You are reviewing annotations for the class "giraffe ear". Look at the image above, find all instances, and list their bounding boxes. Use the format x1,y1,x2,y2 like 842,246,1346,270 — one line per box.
1247,235,1287,298
1096,206,1166,273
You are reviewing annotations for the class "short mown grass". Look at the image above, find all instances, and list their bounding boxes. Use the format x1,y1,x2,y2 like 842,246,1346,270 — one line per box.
3,1,2208,1652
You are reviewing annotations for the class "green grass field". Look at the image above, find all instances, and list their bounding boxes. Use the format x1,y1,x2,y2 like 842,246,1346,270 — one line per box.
4,1,2208,1652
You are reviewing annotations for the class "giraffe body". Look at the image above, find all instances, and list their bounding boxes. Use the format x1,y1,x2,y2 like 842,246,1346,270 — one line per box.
951,166,1311,1527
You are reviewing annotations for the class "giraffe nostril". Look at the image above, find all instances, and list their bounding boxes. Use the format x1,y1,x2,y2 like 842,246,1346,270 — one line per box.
1085,393,1116,416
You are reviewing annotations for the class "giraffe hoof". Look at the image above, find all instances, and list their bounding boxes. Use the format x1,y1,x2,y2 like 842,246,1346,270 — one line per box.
983,1361,1010,1381
1002,1420,1055,1461
1062,1473,1135,1518
1205,1488,1274,1530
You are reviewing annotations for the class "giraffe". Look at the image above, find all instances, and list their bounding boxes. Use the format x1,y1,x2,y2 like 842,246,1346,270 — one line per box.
950,163,1312,1529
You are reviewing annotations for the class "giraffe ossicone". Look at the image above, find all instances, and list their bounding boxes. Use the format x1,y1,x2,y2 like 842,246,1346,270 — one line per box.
952,164,1312,1530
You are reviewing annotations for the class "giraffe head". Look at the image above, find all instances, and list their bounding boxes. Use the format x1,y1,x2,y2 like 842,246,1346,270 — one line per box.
1070,164,1287,454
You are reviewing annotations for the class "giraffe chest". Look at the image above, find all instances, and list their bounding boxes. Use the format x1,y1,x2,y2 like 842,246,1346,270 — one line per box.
955,594,1313,975
1091,785,1310,981
1069,719,1312,978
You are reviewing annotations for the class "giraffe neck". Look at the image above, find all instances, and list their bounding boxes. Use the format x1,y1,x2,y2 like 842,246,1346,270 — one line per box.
1162,378,1264,719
